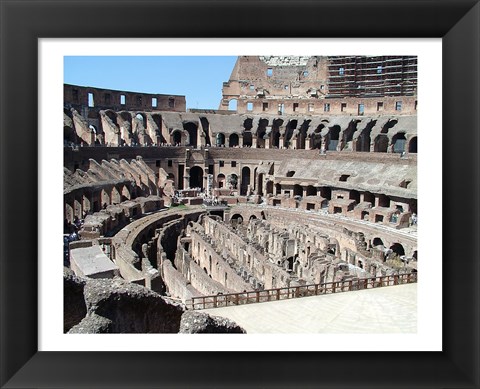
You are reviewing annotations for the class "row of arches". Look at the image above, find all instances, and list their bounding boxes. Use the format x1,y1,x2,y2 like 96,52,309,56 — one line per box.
65,108,417,153
210,129,417,153
64,183,133,223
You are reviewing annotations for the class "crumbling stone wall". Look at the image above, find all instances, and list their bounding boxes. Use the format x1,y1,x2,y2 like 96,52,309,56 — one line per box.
219,56,417,115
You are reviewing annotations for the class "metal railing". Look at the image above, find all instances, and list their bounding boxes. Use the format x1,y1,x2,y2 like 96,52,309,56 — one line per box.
186,273,417,310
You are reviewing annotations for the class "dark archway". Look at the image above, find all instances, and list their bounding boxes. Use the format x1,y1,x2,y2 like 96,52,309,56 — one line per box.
392,133,407,153
184,122,198,147
243,131,252,147
409,136,417,153
319,187,332,200
356,120,376,152
284,120,297,148
374,134,389,152
229,133,239,147
189,166,204,189
172,130,182,145
378,194,390,208
349,190,360,204
372,237,384,247
363,191,375,206
275,183,282,195
216,133,225,147
266,180,274,195
311,124,324,150
217,173,226,188
326,125,341,151
306,185,316,196
390,243,405,256
293,184,303,197
241,167,251,195
257,119,268,148
257,173,264,195
231,214,243,225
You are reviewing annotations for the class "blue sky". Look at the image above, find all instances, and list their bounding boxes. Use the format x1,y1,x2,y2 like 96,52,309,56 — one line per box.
64,56,237,110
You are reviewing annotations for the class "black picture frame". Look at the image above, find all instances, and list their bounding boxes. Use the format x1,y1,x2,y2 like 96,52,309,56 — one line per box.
1,0,479,387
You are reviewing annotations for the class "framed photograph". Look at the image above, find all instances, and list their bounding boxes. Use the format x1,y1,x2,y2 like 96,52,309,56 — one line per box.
1,0,479,388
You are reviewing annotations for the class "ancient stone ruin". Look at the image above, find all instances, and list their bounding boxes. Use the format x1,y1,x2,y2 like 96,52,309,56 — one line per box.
64,56,417,333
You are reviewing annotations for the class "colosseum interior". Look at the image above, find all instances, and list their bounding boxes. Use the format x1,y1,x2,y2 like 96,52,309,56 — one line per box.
63,55,418,334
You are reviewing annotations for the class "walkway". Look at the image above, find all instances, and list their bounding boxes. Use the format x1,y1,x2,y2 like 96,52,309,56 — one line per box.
203,283,416,333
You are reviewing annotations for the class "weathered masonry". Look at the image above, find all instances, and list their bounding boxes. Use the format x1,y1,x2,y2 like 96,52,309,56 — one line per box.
64,55,417,327
219,56,417,115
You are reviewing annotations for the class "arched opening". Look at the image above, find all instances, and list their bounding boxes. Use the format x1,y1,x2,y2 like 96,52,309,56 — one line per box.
89,125,100,145
319,187,332,200
293,184,303,197
363,191,375,206
349,190,360,204
311,124,324,149
390,243,405,257
172,130,182,145
243,131,252,147
272,130,281,148
257,173,264,195
240,166,251,196
326,125,341,151
306,185,316,196
296,120,310,149
229,174,238,190
228,99,238,111
249,215,257,221
378,194,390,208
183,122,198,147
356,120,375,152
216,133,225,147
275,183,282,195
243,119,253,147
134,113,145,127
231,214,243,225
152,114,166,144
101,189,110,208
189,166,204,189
392,132,407,153
286,257,294,271
266,180,274,195
409,136,417,153
374,134,389,152
111,187,121,204
229,133,239,147
372,237,384,247
257,119,268,148
217,173,226,188
284,120,297,148
341,120,358,150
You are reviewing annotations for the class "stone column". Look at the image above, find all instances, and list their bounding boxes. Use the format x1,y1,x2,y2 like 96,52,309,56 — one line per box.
239,134,243,147
252,136,257,148
184,166,190,189
305,137,311,150
265,137,270,149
